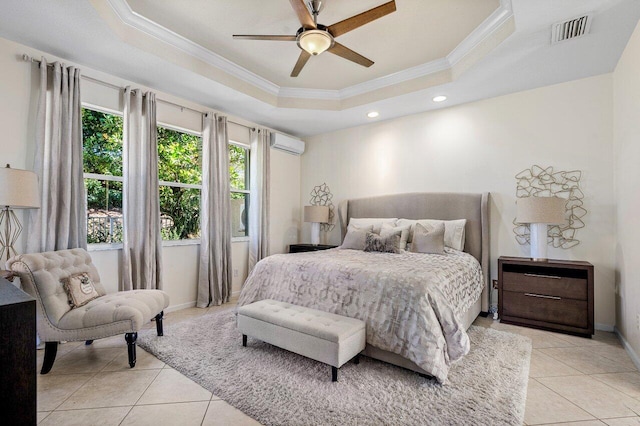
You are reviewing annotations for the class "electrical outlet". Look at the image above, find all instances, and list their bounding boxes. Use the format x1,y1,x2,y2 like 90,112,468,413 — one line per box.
233,269,239,278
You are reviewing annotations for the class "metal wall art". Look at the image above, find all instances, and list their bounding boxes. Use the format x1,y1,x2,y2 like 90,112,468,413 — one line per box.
309,183,335,232
513,165,586,249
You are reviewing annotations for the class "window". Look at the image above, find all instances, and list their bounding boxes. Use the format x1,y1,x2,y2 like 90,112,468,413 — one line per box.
82,108,124,244
82,107,249,244
157,125,202,241
230,142,250,238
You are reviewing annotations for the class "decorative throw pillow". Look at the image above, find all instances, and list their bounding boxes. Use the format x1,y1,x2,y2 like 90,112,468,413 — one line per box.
364,231,401,254
62,273,101,309
380,223,411,250
397,218,467,251
348,218,398,235
410,222,445,254
340,225,374,250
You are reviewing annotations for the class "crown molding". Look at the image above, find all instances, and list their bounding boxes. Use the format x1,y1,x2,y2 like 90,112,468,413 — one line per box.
107,0,513,103
106,0,280,96
448,0,513,66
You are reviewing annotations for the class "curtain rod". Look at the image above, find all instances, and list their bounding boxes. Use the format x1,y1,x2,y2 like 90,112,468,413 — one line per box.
22,54,256,132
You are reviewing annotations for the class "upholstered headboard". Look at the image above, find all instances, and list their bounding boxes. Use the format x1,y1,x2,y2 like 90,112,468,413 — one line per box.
338,192,490,312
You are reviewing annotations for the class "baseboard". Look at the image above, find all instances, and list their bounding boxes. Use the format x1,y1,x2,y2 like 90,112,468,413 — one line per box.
615,327,640,371
165,301,196,313
595,323,615,332
232,290,241,298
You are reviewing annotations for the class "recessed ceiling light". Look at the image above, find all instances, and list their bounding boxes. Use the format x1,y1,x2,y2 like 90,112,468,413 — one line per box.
433,95,447,102
367,111,379,118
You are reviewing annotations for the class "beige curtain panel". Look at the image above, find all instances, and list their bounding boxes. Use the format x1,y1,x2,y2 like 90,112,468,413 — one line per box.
248,128,270,273
27,58,86,253
197,113,232,307
121,87,163,291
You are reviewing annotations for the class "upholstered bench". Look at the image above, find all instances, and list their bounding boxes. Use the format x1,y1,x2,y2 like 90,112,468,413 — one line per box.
237,299,366,382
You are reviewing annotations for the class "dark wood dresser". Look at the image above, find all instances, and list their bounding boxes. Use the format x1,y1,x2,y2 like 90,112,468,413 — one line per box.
0,276,37,424
498,256,594,337
289,244,338,253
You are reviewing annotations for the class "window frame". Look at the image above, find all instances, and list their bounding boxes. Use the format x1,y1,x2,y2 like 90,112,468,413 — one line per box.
229,140,251,242
81,106,252,248
156,121,203,242
82,104,125,249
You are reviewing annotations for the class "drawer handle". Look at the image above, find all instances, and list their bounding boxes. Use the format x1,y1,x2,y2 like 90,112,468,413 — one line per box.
524,273,562,280
525,293,561,300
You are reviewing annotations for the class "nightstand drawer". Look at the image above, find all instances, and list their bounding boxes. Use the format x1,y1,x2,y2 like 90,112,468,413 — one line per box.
502,271,588,300
502,291,588,329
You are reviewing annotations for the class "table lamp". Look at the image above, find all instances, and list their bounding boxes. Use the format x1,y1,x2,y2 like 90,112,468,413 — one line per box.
0,165,40,263
516,196,566,261
304,205,329,246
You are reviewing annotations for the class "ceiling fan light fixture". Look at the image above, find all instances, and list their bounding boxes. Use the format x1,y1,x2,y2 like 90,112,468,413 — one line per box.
298,30,334,55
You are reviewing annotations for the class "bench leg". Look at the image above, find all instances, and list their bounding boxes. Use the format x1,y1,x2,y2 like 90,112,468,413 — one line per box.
41,342,58,374
242,334,247,347
332,366,338,382
125,332,137,368
354,354,360,365
155,311,164,336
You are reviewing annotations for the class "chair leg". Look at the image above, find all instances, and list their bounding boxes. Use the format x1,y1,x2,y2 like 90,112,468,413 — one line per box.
85,340,94,345
332,366,338,382
242,334,247,347
155,311,164,336
41,342,58,375
125,332,137,368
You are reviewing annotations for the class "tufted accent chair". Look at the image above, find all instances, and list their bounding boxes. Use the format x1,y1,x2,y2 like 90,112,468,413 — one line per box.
7,248,170,374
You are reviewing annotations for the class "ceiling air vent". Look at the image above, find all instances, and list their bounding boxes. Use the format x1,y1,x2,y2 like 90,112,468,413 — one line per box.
551,14,592,44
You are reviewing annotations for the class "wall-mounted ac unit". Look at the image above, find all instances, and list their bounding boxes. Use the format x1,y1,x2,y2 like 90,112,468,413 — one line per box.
270,133,305,155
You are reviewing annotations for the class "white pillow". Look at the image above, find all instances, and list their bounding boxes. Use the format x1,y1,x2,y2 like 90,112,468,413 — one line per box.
397,218,467,251
349,218,397,235
380,223,410,251
340,224,374,250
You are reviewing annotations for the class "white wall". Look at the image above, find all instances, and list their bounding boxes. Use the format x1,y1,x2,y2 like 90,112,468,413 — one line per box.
0,36,300,309
613,20,640,357
302,74,616,328
269,148,301,254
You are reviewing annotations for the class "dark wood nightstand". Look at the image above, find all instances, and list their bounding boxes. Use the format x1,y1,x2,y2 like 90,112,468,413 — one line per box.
289,244,338,253
0,277,36,424
498,256,594,337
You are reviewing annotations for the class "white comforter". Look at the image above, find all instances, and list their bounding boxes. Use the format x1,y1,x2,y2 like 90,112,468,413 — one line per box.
237,248,483,383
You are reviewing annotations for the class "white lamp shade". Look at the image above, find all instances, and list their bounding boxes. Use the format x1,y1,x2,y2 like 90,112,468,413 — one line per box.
516,196,565,224
304,205,329,223
297,30,333,55
0,166,40,209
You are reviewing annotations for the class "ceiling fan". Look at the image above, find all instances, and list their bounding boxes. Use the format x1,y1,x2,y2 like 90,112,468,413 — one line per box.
233,0,397,77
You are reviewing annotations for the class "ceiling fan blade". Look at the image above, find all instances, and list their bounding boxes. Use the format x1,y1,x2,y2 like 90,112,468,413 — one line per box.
327,1,396,38
289,0,316,29
233,35,297,41
291,50,312,77
328,42,374,67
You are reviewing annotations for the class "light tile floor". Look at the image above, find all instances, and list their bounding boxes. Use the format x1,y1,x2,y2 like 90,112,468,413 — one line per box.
36,303,640,425
474,316,640,425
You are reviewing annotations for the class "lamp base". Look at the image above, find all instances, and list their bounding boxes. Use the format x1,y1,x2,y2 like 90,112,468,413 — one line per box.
0,207,21,264
529,223,548,262
310,222,320,246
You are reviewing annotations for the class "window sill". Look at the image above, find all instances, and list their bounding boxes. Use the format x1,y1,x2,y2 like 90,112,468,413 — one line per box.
88,237,249,251
88,243,123,252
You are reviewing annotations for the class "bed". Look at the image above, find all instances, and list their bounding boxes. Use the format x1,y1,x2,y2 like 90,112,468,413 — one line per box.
238,192,490,383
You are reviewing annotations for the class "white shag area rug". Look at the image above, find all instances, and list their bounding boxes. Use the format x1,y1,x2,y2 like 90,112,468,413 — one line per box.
138,309,531,426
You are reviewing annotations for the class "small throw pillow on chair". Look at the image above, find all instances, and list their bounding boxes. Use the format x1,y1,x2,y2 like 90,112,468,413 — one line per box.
62,273,101,308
